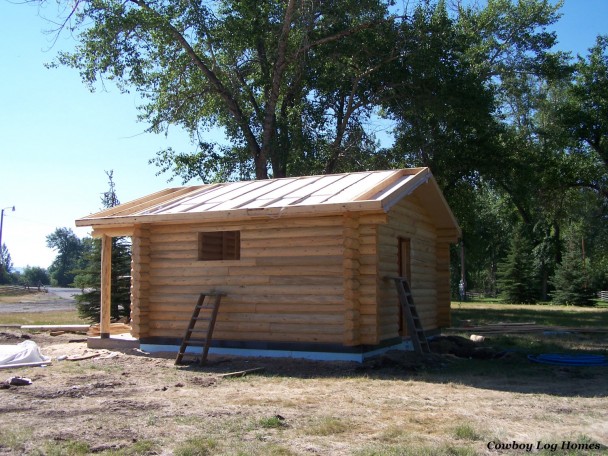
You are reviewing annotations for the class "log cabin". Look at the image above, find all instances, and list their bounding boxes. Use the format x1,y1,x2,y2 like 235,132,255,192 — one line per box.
76,168,461,361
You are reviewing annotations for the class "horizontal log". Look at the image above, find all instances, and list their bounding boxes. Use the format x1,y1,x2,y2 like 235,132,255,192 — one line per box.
244,226,342,240
148,293,343,306
149,284,343,298
269,275,339,286
228,265,342,277
150,251,198,260
243,245,343,257
221,313,343,325
149,261,233,272
255,255,342,267
241,235,342,249
149,232,198,244
253,303,344,313
149,276,271,287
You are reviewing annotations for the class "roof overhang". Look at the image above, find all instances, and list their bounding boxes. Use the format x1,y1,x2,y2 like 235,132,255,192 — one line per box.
76,168,461,242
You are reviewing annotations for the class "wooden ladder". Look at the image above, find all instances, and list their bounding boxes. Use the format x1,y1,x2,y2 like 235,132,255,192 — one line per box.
175,292,225,365
391,277,431,354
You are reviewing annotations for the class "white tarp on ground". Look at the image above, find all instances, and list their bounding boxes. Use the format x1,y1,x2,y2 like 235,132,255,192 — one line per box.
0,340,51,367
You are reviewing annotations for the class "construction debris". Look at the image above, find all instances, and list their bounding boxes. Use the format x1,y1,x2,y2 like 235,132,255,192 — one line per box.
87,323,132,336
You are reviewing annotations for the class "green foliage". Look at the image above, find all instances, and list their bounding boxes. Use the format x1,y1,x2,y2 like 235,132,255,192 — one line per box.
497,228,539,304
258,415,287,429
74,171,132,322
174,436,218,456
558,35,608,173
31,0,608,308
0,243,13,284
21,266,50,287
74,236,132,322
50,0,394,180
551,238,596,306
452,423,483,441
46,227,84,287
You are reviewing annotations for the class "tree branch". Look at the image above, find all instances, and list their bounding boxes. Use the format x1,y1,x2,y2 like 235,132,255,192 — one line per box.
129,0,262,163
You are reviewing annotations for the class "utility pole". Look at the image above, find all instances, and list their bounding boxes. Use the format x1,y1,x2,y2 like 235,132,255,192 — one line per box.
0,206,16,275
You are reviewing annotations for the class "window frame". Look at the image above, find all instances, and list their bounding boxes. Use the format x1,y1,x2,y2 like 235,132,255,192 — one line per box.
198,230,241,261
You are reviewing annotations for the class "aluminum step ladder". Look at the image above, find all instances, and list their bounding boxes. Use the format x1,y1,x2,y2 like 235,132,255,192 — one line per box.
391,277,431,354
175,292,225,365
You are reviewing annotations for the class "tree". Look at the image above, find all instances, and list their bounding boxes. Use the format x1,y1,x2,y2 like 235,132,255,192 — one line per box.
43,0,395,181
74,171,132,322
22,266,50,288
559,36,608,166
496,227,539,304
46,228,84,287
551,236,595,306
0,244,14,284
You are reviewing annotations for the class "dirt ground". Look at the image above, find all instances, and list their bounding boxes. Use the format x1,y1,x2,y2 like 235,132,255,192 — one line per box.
1,330,607,456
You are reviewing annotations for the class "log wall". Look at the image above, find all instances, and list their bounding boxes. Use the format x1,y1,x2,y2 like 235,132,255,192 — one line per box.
130,224,151,338
135,216,351,344
377,194,439,342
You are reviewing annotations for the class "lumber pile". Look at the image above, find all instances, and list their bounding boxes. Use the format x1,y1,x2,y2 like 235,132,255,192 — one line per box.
87,323,132,336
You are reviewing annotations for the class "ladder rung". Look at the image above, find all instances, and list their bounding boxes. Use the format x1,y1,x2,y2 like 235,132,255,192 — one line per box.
176,292,224,366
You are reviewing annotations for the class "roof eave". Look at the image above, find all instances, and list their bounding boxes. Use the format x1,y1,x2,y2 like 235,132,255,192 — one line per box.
76,199,385,230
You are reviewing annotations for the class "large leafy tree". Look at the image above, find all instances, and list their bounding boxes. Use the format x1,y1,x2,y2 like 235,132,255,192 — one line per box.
44,0,395,181
22,266,51,288
46,228,85,287
557,35,608,198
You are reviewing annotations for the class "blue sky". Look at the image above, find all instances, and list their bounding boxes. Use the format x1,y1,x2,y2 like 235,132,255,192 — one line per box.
1,0,607,268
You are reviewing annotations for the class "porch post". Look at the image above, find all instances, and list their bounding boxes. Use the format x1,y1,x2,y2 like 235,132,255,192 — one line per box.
100,234,112,338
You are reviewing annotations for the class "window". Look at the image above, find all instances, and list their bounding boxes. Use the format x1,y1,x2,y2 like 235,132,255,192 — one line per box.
198,231,240,261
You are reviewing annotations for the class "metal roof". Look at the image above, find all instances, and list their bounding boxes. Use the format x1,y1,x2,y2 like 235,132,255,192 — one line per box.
75,168,460,239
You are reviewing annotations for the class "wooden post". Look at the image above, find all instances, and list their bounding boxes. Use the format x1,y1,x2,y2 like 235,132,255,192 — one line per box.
100,234,112,339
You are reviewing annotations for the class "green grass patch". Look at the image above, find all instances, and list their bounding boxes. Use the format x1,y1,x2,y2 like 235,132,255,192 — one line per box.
305,416,349,436
0,428,32,452
453,423,483,441
95,439,159,455
355,443,476,456
0,309,88,325
174,436,219,456
451,302,608,328
258,415,288,429
42,439,90,456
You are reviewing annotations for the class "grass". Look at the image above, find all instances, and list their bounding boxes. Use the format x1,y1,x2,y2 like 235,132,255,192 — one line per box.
258,415,288,429
42,439,90,456
174,437,219,456
451,301,608,328
0,428,33,452
1,300,607,455
355,443,476,456
0,309,88,325
452,423,484,441
305,416,350,436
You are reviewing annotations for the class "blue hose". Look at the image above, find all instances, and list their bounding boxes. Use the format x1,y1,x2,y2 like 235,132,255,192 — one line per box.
527,353,608,366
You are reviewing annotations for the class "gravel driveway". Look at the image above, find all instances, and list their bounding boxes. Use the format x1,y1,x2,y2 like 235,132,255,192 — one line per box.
0,287,80,313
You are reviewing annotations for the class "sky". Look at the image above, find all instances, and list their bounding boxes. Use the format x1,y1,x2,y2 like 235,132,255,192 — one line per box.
1,0,607,269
